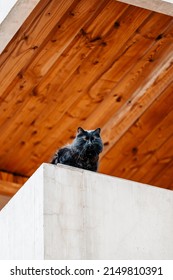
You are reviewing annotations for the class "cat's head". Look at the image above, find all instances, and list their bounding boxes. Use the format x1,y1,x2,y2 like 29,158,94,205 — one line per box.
73,127,103,154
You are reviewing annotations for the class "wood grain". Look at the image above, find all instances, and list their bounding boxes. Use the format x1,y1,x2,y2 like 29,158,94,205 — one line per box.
0,0,173,193
100,82,173,179
0,171,28,196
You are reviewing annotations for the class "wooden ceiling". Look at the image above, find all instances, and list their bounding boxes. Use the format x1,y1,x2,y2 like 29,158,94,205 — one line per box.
0,0,173,197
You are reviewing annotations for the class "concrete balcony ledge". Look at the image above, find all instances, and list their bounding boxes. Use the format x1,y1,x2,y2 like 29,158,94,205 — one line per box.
0,163,173,260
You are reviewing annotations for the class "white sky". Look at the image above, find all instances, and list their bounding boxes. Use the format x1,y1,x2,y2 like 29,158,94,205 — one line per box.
0,0,17,24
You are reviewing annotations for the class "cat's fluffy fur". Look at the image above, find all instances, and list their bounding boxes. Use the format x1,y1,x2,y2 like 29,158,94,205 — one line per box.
51,127,103,171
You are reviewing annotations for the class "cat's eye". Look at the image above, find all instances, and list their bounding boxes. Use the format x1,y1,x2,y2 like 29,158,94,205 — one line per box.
83,135,96,141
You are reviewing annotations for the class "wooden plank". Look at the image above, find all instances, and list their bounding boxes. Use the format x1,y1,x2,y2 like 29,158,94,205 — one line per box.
103,84,173,178
5,23,172,175
85,0,128,38
78,35,173,176
0,4,152,174
0,0,110,110
68,15,173,128
0,0,76,95
0,0,40,53
0,0,126,122
0,170,28,196
99,82,173,177
136,135,173,186
0,0,113,171
30,0,114,77
138,11,173,39
0,194,11,210
99,46,173,157
0,180,21,196
151,160,173,190
82,27,173,129
0,170,28,185
26,56,172,174
17,8,152,174
118,0,173,16
125,107,173,182
133,109,173,181
0,0,111,138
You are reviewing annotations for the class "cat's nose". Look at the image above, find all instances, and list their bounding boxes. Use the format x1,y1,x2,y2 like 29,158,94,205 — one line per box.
88,140,93,146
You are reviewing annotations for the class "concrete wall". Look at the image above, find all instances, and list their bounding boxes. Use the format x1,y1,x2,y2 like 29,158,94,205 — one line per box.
0,163,173,259
0,0,18,24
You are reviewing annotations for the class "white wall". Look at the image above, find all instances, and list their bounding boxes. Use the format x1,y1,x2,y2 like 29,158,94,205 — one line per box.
163,0,173,3
0,0,18,24
0,166,44,259
0,163,173,259
0,0,40,53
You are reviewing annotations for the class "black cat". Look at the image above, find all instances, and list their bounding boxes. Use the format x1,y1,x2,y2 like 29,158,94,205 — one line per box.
51,127,103,171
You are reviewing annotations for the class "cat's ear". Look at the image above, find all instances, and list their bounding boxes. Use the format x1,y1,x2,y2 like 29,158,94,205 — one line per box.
77,127,85,134
95,128,101,134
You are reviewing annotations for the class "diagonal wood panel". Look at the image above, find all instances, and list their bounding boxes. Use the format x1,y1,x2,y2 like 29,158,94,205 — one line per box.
0,171,28,196
100,82,173,188
0,0,173,193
